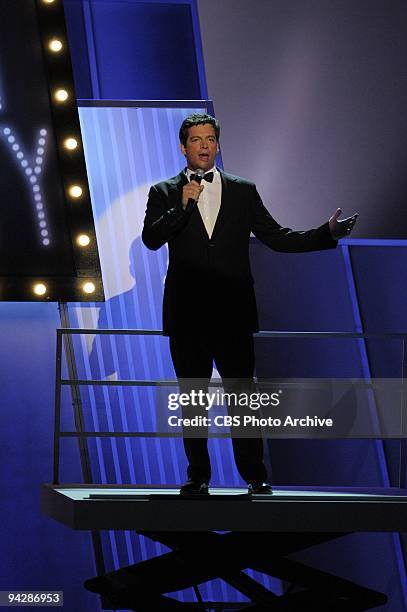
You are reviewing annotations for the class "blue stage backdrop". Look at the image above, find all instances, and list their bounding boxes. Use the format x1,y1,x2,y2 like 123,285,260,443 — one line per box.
63,0,206,100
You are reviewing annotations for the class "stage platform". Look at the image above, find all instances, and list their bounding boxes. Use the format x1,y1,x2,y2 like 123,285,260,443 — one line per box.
41,484,407,532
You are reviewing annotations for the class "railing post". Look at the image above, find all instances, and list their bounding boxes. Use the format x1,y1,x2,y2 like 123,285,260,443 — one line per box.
53,329,63,485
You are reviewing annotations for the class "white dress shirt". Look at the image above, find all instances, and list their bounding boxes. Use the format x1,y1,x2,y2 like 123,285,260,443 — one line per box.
185,166,222,238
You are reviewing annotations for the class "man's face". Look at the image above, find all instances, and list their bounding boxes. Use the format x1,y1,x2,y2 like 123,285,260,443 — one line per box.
180,123,219,172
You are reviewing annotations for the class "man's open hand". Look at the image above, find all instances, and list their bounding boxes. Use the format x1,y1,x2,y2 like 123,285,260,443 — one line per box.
329,208,358,240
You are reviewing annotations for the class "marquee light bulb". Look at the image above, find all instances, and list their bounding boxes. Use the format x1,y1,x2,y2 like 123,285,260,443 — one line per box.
34,283,47,296
77,234,90,247
54,89,68,102
69,185,82,198
64,137,78,150
49,39,63,53
82,282,95,294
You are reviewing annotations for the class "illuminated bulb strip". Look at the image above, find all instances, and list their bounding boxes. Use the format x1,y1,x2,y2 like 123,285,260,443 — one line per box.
64,137,78,150
68,185,83,198
54,89,68,102
77,234,90,246
34,283,47,296
82,281,95,294
0,126,51,246
49,39,63,53
64,136,79,151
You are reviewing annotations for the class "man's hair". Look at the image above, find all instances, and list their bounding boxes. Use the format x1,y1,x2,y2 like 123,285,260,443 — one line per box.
179,113,220,146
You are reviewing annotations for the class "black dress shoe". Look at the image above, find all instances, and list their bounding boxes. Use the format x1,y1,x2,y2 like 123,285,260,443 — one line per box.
248,482,273,495
179,480,209,495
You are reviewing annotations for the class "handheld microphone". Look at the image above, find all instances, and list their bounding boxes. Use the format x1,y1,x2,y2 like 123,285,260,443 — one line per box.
186,168,205,210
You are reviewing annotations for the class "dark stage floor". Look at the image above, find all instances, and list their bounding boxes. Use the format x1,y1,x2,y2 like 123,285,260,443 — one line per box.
41,484,407,532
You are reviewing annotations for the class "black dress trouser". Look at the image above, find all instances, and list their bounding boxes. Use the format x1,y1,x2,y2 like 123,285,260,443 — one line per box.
169,332,268,484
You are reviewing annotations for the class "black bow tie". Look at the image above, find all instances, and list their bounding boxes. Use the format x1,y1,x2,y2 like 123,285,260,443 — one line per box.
191,171,214,183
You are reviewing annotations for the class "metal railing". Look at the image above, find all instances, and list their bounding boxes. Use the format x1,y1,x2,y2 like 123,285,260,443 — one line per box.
53,328,407,487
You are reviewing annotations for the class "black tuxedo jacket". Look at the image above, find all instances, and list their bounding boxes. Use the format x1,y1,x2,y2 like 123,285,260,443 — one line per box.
142,169,337,336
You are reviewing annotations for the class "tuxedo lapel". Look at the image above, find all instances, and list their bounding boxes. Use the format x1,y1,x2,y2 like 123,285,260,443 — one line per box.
171,170,188,194
210,170,237,241
172,170,208,241
171,169,238,242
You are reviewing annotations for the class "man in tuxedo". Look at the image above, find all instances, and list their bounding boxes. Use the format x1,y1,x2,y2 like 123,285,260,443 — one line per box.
142,113,357,495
